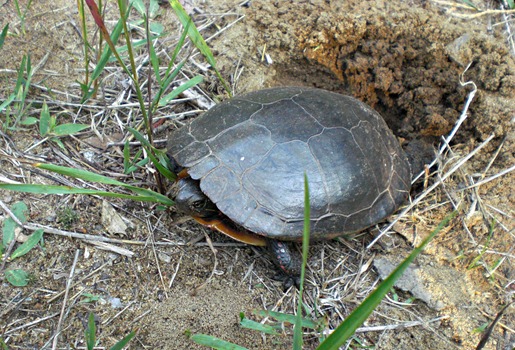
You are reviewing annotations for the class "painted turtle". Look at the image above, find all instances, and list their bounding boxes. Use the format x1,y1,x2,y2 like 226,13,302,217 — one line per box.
167,87,411,285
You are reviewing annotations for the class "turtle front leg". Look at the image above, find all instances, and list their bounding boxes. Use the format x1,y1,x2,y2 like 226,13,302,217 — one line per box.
267,239,302,289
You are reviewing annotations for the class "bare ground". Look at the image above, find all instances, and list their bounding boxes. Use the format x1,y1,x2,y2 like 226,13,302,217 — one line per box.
0,0,513,349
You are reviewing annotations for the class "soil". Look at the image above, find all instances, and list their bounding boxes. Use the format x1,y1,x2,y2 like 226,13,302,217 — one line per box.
0,0,513,349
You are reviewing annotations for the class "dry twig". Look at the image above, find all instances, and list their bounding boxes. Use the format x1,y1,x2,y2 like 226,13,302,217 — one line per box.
51,249,80,350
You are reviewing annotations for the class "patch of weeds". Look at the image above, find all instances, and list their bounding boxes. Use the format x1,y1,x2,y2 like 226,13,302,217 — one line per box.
74,0,210,193
0,25,36,130
80,292,103,304
388,287,415,304
0,201,44,287
0,54,35,130
123,139,149,175
1,0,224,200
56,206,79,229
389,287,400,302
0,27,87,141
467,220,499,282
37,102,89,149
473,322,489,334
13,0,34,34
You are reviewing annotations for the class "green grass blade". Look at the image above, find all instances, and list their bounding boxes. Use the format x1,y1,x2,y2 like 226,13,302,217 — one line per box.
52,123,90,136
13,56,27,118
19,117,38,126
82,16,125,102
161,59,186,89
159,75,203,106
123,139,131,171
111,35,160,57
123,149,149,174
0,183,173,206
461,0,479,10
89,32,119,82
39,101,51,136
11,201,28,222
0,93,16,113
34,163,174,204
0,24,8,50
166,21,190,74
86,312,96,350
108,331,136,350
77,0,90,93
239,318,279,335
10,228,44,260
20,55,33,104
317,210,458,350
150,22,190,113
293,172,311,350
190,334,248,350
149,39,161,85
168,0,231,95
5,269,29,287
468,220,495,270
153,58,187,110
146,11,162,86
35,163,132,186
131,0,146,15
15,56,27,91
127,127,176,181
52,138,66,150
125,157,149,174
2,201,28,246
254,310,319,329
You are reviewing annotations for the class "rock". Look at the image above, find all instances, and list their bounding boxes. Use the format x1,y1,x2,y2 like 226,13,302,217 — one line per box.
101,201,128,235
445,33,472,67
374,257,445,310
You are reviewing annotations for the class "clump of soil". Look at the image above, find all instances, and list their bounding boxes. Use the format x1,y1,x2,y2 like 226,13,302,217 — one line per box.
215,1,514,142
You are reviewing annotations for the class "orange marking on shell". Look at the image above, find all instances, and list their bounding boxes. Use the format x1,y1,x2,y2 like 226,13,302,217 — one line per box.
177,168,190,179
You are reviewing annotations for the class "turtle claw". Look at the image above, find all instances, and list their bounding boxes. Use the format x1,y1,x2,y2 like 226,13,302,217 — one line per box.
284,275,302,291
272,272,301,291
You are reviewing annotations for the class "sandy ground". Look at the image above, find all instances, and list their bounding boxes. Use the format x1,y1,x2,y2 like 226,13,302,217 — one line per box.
0,0,513,349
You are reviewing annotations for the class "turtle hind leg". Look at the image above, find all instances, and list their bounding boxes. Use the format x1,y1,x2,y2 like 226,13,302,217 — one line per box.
267,239,302,289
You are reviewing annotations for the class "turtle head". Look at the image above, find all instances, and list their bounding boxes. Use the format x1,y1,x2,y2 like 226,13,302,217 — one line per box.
171,177,219,219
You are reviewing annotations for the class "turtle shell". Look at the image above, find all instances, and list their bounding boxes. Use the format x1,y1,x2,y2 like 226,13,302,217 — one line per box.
167,87,411,241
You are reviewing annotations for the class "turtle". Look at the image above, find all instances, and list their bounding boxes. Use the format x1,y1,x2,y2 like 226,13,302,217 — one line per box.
167,86,411,286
